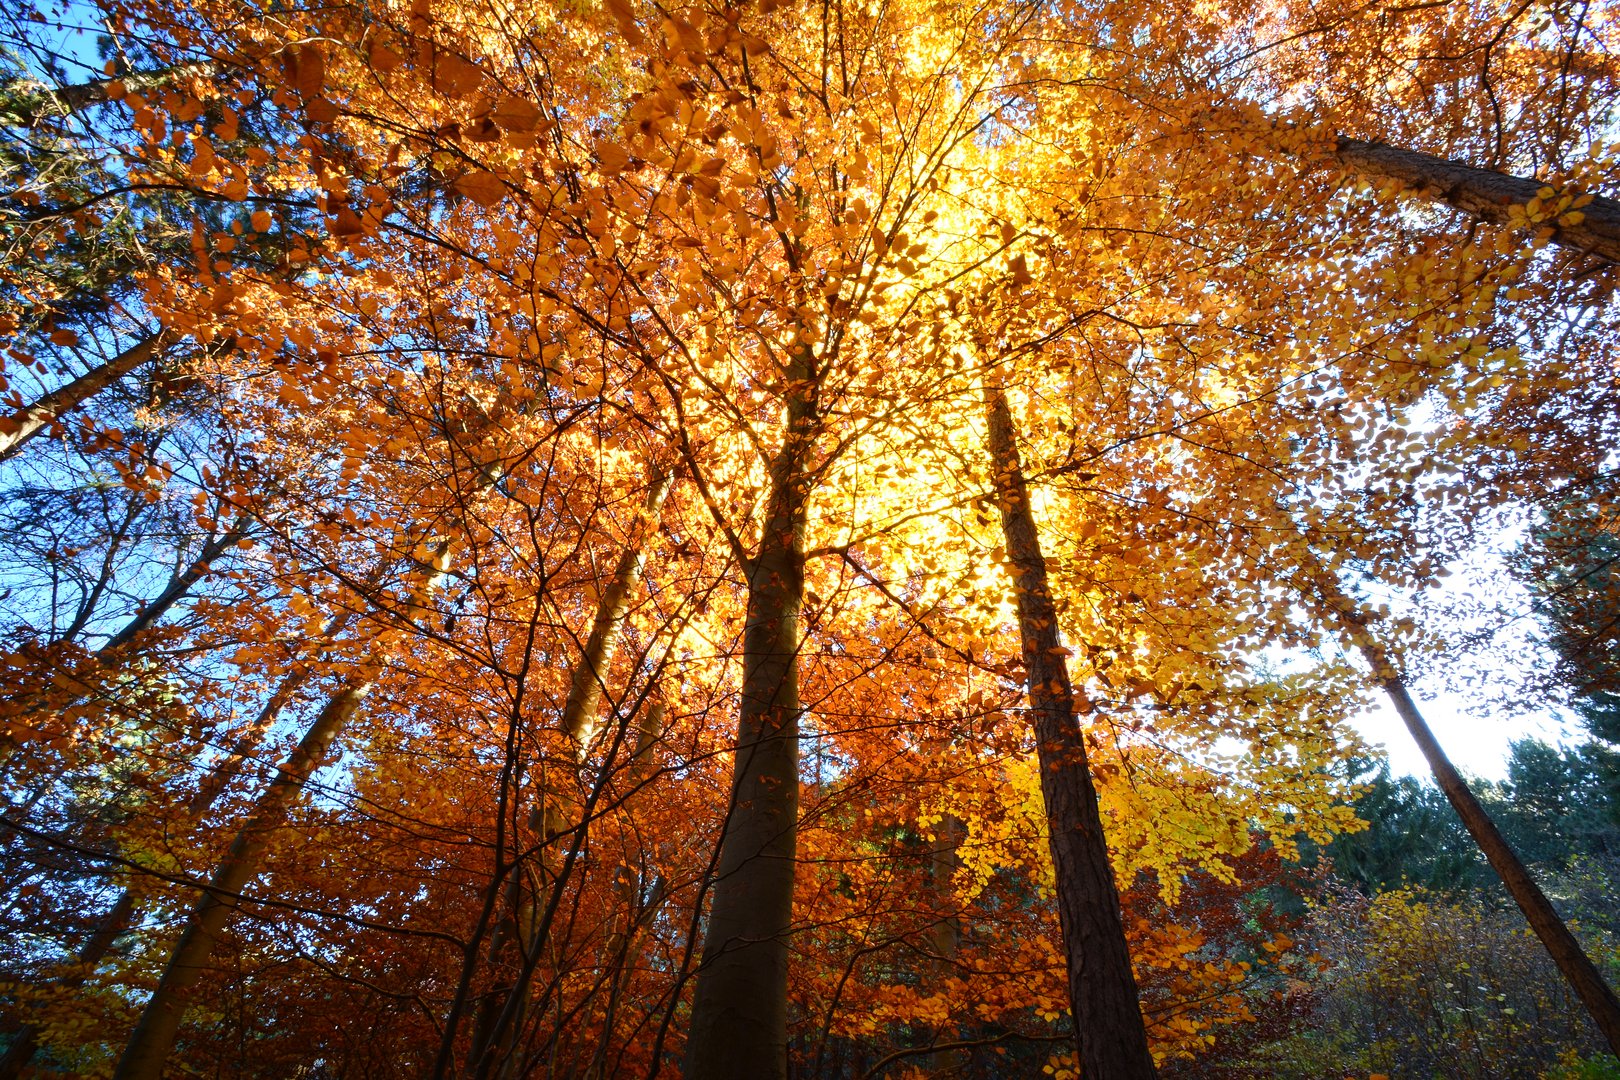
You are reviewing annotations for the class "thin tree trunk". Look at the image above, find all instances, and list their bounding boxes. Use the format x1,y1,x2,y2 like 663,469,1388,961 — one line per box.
983,386,1158,1079
4,63,219,127
684,371,817,1080
99,511,254,655
1315,579,1620,1058
1327,137,1620,265
467,471,673,1077
0,512,254,769
112,508,478,1078
0,573,379,1078
0,332,164,462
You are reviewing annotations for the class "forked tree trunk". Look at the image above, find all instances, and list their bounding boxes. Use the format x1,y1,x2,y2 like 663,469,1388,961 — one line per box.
1310,573,1620,1059
984,386,1158,1079
684,369,817,1080
0,333,164,462
98,511,254,655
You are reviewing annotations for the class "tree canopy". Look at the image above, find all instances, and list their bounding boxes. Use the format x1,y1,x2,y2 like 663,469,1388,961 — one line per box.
0,0,1616,1074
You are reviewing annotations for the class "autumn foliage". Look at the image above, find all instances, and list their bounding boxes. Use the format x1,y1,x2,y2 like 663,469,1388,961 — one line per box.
0,0,1617,1073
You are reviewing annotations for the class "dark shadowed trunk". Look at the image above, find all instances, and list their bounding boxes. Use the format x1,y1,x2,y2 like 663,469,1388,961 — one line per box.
113,510,478,1079
684,367,817,1080
984,386,1158,1079
112,680,373,1080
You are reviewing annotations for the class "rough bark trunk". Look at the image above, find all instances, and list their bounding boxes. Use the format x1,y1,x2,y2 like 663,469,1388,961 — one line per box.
684,373,816,1080
984,387,1158,1079
1328,137,1620,265
0,332,163,462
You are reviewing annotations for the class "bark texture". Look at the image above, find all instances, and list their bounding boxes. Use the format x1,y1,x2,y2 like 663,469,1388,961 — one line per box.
684,374,816,1080
985,387,1158,1080
1332,137,1620,265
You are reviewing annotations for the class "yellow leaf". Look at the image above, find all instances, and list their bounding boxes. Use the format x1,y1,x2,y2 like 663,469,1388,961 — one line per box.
455,170,505,207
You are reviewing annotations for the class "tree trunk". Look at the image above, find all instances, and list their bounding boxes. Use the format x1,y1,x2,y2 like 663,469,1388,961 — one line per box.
4,63,219,127
0,568,379,1078
1320,588,1620,1058
0,332,164,462
112,680,372,1080
684,371,816,1080
1328,137,1620,266
0,511,254,767
112,520,471,1078
983,386,1158,1080
99,511,254,655
465,470,673,1077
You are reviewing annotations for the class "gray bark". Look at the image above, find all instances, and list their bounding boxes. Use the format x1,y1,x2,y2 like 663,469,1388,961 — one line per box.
1328,595,1620,1059
684,368,817,1080
1331,138,1620,265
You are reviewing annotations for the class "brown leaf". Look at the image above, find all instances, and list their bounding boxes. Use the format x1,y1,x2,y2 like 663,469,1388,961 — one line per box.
595,139,631,175
490,95,542,133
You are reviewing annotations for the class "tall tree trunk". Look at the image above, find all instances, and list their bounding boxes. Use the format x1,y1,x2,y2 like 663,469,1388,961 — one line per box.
1327,137,1620,266
684,371,817,1080
112,680,373,1080
983,386,1158,1079
112,508,477,1078
0,332,164,462
1308,571,1620,1058
465,470,672,1077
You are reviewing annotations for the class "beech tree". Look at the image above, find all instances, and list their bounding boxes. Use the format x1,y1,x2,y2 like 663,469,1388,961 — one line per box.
1,0,1617,1074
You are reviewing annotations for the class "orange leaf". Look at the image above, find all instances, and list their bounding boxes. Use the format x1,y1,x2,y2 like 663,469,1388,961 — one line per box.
455,170,505,208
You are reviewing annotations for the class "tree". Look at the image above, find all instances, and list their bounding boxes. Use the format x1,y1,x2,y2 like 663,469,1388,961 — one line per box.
3,0,1619,1073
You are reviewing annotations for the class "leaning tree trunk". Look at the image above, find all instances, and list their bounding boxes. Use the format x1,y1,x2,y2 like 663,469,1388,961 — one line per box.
112,453,497,1079
1306,568,1620,1059
984,386,1158,1079
684,367,817,1080
1327,137,1620,266
111,680,374,1080
0,332,164,462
